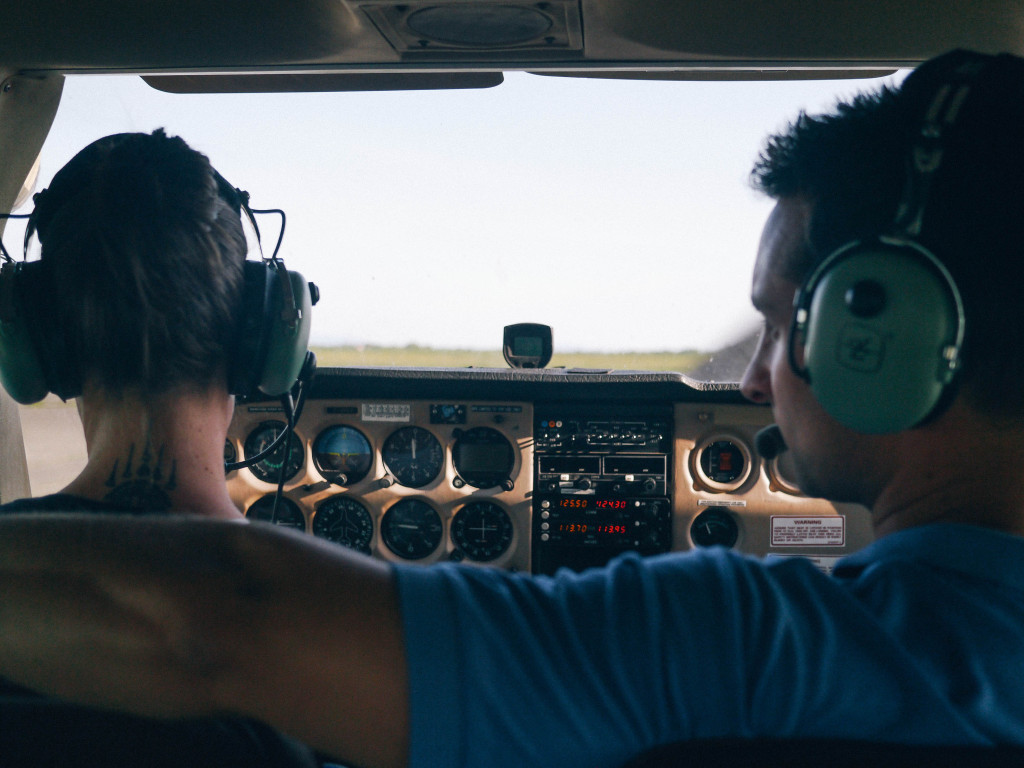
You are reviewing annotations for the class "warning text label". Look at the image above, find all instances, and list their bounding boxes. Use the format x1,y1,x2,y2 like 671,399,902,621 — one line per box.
770,516,845,547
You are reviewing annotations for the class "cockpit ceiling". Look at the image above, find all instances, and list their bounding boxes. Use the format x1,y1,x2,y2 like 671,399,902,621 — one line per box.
3,0,1024,77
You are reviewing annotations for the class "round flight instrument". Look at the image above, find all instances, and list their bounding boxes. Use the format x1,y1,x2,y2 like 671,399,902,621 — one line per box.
451,501,514,562
690,507,739,548
245,495,306,531
381,498,443,559
767,450,803,496
693,437,751,491
313,496,374,554
382,427,444,488
452,427,514,489
243,421,304,483
313,426,373,485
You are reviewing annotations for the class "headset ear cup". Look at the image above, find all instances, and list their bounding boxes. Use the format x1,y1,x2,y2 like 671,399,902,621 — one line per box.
229,261,273,397
229,261,312,398
258,268,312,396
0,261,74,404
0,265,49,404
801,241,963,433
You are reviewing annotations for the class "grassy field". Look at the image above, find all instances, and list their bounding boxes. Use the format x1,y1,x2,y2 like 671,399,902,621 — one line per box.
311,345,710,372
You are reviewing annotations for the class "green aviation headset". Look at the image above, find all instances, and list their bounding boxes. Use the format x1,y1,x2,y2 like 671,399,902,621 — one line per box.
0,134,314,404
785,53,995,434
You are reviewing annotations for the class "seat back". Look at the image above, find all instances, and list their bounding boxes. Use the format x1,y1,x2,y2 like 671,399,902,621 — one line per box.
623,737,1024,768
0,680,320,768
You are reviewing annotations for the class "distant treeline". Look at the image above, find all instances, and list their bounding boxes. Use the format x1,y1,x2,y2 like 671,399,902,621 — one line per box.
311,345,709,372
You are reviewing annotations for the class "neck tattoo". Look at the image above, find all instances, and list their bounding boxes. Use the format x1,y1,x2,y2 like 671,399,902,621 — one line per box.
103,438,178,511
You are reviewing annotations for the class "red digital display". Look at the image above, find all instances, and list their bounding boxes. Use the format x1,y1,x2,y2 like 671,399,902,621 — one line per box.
557,523,627,534
557,498,628,509
559,498,589,508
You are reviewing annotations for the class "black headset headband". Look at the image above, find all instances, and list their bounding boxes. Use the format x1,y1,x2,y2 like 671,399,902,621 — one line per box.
26,132,249,253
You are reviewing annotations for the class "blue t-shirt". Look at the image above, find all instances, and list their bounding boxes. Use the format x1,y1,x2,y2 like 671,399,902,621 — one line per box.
395,524,1024,768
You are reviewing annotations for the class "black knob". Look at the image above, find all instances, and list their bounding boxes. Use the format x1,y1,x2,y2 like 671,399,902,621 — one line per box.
642,477,657,493
575,478,593,491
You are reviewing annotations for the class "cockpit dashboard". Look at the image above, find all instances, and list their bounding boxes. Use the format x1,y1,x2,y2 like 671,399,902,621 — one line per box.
227,367,872,575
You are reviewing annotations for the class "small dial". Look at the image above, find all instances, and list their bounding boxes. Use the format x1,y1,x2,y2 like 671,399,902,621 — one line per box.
245,495,307,531
313,496,374,554
768,450,803,496
699,440,745,484
382,427,444,488
452,427,514,489
451,501,514,562
381,498,443,559
313,426,373,486
244,421,304,483
690,507,739,549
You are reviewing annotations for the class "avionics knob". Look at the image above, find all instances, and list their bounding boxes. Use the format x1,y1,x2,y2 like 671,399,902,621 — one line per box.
644,500,663,518
575,477,593,491
642,477,657,494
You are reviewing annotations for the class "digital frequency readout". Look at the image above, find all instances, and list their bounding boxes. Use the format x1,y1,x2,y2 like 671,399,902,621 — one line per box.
556,523,628,534
558,498,628,509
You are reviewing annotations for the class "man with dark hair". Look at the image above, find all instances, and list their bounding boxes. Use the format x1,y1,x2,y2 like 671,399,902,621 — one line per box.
0,130,320,767
1,50,1024,768
0,129,248,518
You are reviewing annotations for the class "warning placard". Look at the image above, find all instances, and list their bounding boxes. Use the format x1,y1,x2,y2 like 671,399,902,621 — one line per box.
770,516,845,547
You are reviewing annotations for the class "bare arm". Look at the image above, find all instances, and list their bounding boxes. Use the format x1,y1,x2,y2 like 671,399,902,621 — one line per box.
0,514,408,768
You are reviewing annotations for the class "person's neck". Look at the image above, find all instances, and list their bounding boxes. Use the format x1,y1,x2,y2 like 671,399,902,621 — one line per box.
870,400,1024,539
62,385,243,520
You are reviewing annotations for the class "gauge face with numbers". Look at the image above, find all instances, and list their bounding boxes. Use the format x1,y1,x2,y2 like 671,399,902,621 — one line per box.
245,495,306,531
243,421,304,483
382,427,444,488
451,501,513,561
313,495,374,554
381,498,443,559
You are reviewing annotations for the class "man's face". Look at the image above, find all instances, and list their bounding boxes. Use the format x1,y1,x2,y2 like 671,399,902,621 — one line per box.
740,198,881,504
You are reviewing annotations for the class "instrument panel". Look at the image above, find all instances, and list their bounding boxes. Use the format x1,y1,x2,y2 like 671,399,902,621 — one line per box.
226,369,873,574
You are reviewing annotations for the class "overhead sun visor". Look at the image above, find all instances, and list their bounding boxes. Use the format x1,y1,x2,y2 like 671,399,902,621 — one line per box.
602,0,1024,62
530,69,897,82
143,72,503,94
0,0,365,71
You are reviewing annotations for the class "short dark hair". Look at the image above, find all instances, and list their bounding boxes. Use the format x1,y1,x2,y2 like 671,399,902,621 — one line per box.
36,129,247,398
750,50,1024,418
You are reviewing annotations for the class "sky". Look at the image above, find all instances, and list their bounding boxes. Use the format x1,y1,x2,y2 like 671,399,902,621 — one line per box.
7,70,905,353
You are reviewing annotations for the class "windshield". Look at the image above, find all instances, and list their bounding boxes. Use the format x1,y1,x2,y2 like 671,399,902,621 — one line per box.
10,70,905,379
